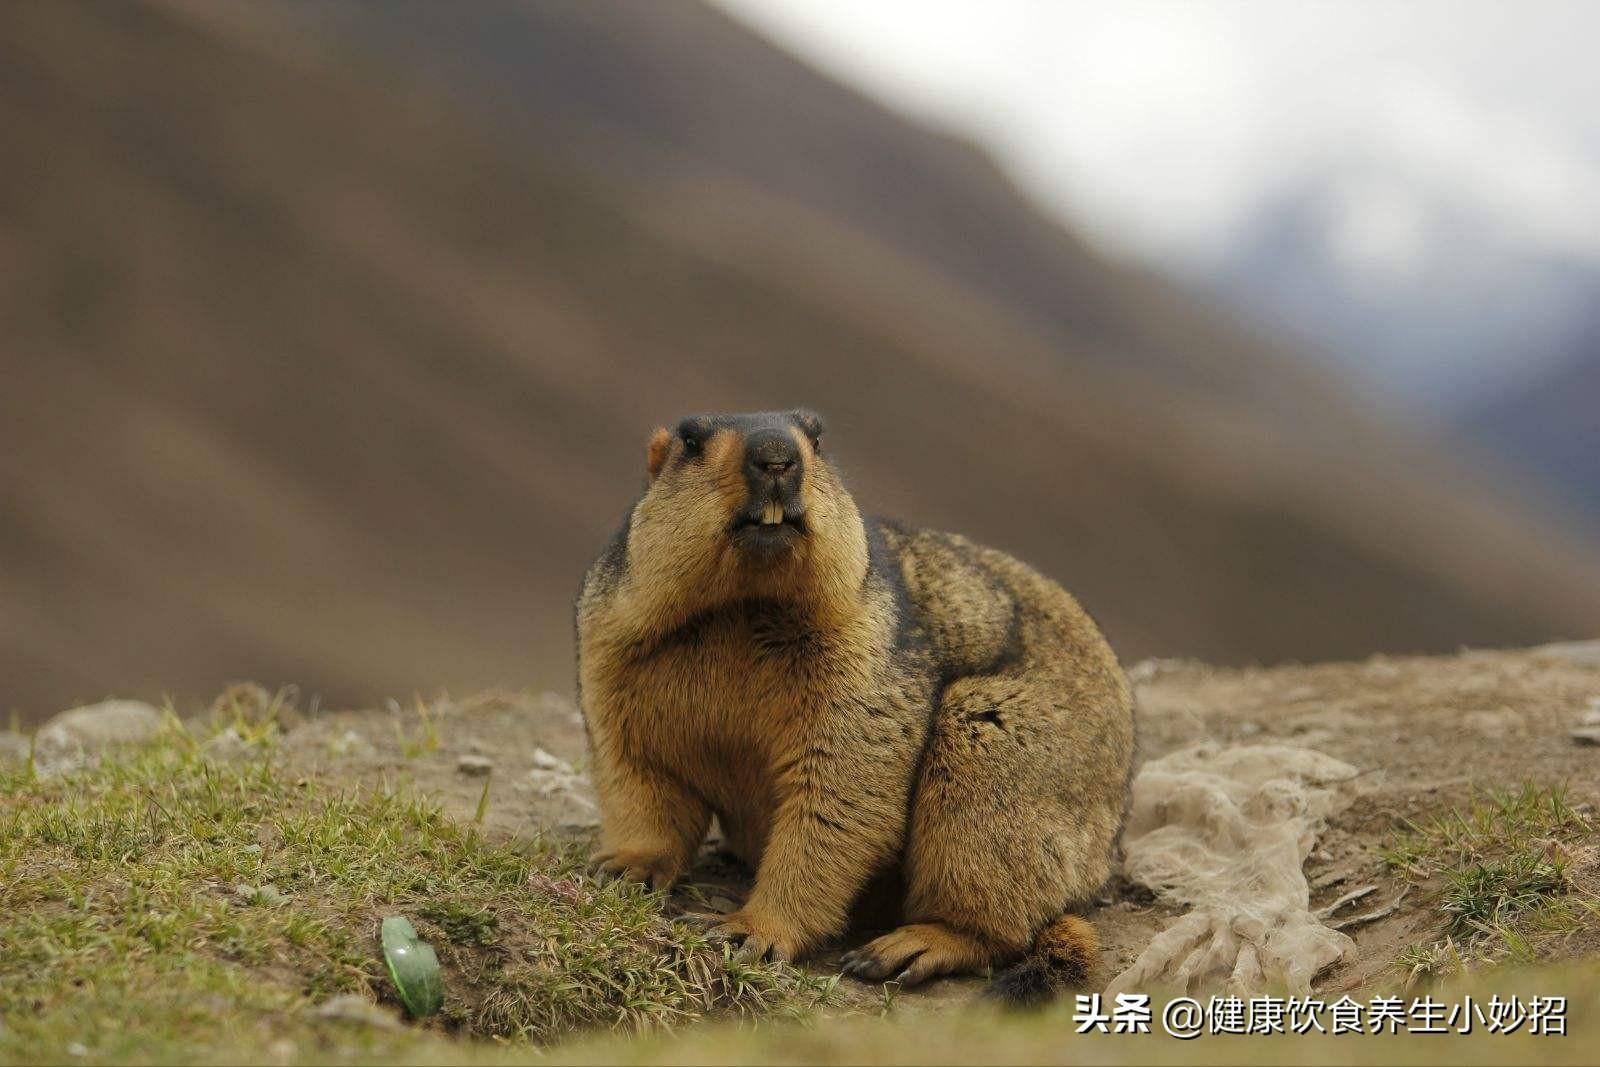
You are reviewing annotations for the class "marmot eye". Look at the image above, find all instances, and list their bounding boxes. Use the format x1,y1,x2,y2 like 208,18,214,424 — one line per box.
680,433,702,454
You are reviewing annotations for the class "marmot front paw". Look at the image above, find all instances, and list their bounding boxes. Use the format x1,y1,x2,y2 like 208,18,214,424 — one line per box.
682,908,807,964
586,848,681,892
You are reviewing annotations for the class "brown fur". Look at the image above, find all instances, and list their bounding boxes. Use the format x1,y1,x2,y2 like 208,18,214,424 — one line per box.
575,410,1134,996
1036,915,1099,983
984,915,1099,1006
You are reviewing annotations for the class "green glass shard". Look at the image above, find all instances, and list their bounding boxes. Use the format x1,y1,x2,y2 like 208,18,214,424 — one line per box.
380,914,443,1018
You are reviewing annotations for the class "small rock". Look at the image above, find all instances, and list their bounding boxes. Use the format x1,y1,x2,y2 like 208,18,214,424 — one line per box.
202,726,255,763
32,699,165,777
530,747,572,774
1570,699,1600,745
457,754,494,776
312,994,403,1031
232,882,287,906
66,1042,88,1058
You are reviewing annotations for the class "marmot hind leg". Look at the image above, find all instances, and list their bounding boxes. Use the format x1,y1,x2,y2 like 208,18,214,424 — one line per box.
843,672,1114,987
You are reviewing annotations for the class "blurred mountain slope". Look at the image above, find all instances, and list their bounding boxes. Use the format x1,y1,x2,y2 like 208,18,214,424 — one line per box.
291,0,1350,416
2,1,1598,719
1466,330,1600,522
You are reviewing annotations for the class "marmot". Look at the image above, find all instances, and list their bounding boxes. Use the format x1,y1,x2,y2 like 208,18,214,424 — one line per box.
575,409,1134,1002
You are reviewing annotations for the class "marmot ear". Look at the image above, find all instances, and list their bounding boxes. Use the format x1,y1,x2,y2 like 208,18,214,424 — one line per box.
646,427,671,480
792,409,825,447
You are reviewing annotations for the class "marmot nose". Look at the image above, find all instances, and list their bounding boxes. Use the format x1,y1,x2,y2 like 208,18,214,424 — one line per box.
745,430,799,478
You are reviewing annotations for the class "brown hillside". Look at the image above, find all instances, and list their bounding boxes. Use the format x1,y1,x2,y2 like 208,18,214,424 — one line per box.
2,1,1598,721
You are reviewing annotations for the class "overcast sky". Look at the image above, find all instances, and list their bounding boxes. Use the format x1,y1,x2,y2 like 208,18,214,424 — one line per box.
715,0,1600,273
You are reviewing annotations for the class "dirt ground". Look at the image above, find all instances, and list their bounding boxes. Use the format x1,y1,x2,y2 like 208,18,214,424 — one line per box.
272,641,1600,1010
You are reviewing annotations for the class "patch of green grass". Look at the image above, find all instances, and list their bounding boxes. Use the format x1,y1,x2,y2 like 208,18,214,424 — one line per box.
1395,939,1467,986
417,899,500,947
1383,782,1598,978
1442,854,1568,935
0,727,828,1065
1380,782,1590,876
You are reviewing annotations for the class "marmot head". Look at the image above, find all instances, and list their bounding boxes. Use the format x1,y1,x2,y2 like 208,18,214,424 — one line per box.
627,409,866,610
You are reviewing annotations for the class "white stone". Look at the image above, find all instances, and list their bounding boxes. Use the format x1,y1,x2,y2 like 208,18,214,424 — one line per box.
457,753,494,776
530,746,572,773
202,726,255,763
32,699,165,777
